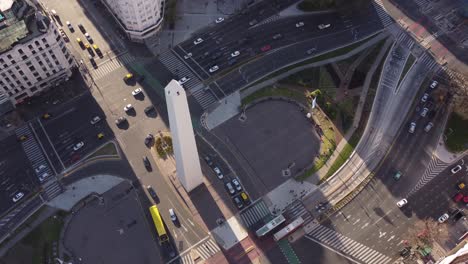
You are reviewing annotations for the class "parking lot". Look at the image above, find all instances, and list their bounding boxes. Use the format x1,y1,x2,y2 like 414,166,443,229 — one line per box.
212,100,320,197
64,181,164,263
0,135,39,215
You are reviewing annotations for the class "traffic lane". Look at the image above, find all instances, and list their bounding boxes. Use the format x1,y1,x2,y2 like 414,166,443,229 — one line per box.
0,135,38,214
292,236,357,264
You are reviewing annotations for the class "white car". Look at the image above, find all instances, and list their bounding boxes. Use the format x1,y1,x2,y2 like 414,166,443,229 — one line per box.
215,17,224,24
438,213,449,223
84,32,92,42
424,122,434,132
178,77,190,85
193,38,203,45
231,51,240,57
39,172,49,182
318,23,331,29
430,80,438,89
183,53,192,59
35,164,47,173
132,88,143,96
66,21,73,31
396,199,408,208
420,107,429,117
421,93,429,102
12,192,24,202
73,141,84,151
306,48,317,55
296,21,304,28
90,116,101,125
213,167,223,179
209,65,219,73
124,104,134,112
451,165,463,174
232,178,242,192
409,122,416,133
169,208,177,222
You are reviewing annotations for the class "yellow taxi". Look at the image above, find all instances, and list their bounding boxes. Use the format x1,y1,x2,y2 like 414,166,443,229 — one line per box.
97,133,104,139
76,38,84,49
18,135,28,141
85,43,91,49
42,113,50,119
123,73,133,82
458,182,465,190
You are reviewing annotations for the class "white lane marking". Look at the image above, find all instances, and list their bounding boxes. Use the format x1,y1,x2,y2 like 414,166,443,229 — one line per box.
353,219,360,225
305,235,361,264
379,231,386,238
187,219,195,226
361,222,369,229
387,235,395,242
182,225,188,232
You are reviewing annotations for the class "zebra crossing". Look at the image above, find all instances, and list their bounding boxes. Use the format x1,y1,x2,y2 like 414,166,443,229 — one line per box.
239,199,271,228
283,200,313,226
413,0,430,9
90,52,136,80
372,0,394,28
158,50,201,91
252,14,281,28
16,125,54,184
407,156,447,196
419,53,438,72
43,180,63,201
190,86,218,110
171,237,220,264
396,32,414,50
306,224,392,264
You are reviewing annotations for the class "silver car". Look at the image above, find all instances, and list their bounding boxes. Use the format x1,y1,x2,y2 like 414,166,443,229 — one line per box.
409,122,416,133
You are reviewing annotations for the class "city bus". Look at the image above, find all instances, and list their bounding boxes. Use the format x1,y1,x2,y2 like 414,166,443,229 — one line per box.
255,214,286,237
149,205,169,244
273,217,304,241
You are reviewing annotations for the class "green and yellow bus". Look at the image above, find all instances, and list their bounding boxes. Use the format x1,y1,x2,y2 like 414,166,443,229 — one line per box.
149,205,169,244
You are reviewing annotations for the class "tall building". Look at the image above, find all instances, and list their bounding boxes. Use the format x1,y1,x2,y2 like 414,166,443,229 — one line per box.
165,80,204,192
102,0,165,43
0,0,74,115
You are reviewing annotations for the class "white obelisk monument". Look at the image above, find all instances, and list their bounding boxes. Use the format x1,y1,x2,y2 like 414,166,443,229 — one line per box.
164,80,203,192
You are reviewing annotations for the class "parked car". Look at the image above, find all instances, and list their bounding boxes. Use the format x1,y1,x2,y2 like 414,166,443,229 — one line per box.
295,21,304,28
261,45,271,52
12,192,24,202
132,88,143,96
249,19,258,26
232,178,242,192
124,104,133,112
458,182,466,190
76,38,84,49
213,167,223,179
115,117,127,126
231,51,240,57
240,192,251,205
272,33,283,40
89,56,97,68
183,53,192,59
421,93,429,102
396,199,408,207
73,142,84,151
204,156,213,166
233,196,244,209
147,185,158,200
438,213,449,223
90,116,101,125
225,182,235,195
215,17,224,23
193,38,203,45
66,21,74,32
144,105,155,114
393,171,402,181
209,65,219,73
84,32,93,43
453,193,464,202
169,208,178,222
144,134,154,146
408,122,416,133
77,23,86,33
143,156,151,169
420,107,429,117
306,48,317,55
430,80,438,89
424,122,433,132
451,165,463,174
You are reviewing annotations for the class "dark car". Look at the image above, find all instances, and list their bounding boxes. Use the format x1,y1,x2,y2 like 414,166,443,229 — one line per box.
233,196,244,209
78,23,86,33
143,156,151,168
144,134,154,146
146,185,158,200
89,56,97,68
204,155,213,166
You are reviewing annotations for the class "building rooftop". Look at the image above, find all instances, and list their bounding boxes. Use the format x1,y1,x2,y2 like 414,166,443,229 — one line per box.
0,0,50,54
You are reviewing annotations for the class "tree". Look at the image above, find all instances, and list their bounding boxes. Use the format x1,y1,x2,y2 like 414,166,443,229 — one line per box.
449,70,468,119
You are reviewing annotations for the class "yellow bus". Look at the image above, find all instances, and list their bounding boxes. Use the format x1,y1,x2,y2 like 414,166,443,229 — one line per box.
149,205,169,244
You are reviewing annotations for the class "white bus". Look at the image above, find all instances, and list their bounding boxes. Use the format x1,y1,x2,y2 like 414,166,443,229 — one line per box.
273,217,304,241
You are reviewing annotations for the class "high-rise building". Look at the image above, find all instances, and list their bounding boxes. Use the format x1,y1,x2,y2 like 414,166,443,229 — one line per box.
102,0,165,43
165,80,204,192
0,0,74,115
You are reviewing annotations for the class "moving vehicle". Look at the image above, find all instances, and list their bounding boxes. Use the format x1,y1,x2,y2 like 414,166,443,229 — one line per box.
42,113,51,119
73,142,84,151
213,167,223,179
452,165,463,174
249,19,258,26
295,21,304,28
396,199,408,207
273,217,304,241
169,208,177,222
306,48,317,55
90,116,101,125
12,192,24,202
424,122,433,132
18,135,28,141
149,205,169,244
438,213,449,223
78,23,86,33
454,193,464,202
204,156,213,166
147,185,158,201
193,38,203,45
132,88,143,96
76,38,84,49
209,65,219,73
66,21,74,32
183,53,192,59
261,45,271,52
240,192,250,205
35,165,47,173
409,122,416,133
143,156,151,169
93,44,102,57
84,33,93,43
318,23,331,29
97,133,104,139
39,172,49,182
231,51,240,57
459,182,466,190
89,56,97,68
178,77,190,85
215,17,224,23
393,171,402,181
272,33,283,40
124,104,133,112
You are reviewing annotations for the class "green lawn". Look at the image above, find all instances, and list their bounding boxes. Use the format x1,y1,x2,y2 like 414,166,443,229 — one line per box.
241,86,305,106
445,112,468,152
323,142,355,180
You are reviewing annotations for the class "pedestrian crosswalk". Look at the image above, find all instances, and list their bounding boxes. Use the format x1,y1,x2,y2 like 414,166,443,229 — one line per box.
306,224,392,264
419,53,439,72
158,50,201,91
170,237,220,264
283,200,313,227
396,32,414,50
190,86,218,110
43,180,63,201
90,52,136,80
372,0,394,28
239,199,271,228
407,156,447,197
16,124,54,184
413,0,430,9
252,14,281,28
